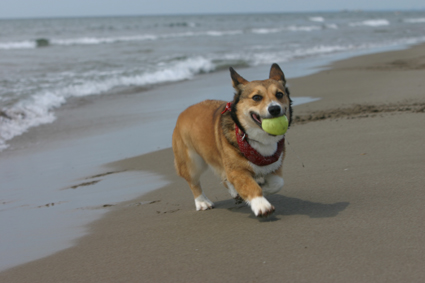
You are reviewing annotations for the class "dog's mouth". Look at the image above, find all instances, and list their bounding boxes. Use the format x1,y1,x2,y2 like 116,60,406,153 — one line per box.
250,112,262,128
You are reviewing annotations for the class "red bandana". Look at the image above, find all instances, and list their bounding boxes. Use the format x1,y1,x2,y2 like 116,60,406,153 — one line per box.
222,102,285,166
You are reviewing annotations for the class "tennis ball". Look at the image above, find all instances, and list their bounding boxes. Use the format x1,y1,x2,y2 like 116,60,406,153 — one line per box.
262,115,288,135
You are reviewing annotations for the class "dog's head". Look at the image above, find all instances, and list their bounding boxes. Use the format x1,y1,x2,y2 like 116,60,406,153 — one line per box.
229,63,292,144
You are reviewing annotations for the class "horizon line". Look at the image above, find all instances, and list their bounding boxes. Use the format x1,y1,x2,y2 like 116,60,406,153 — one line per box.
1,8,424,21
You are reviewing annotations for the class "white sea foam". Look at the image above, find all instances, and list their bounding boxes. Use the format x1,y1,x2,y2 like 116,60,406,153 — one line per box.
205,30,242,36
169,30,242,37
252,28,281,34
244,39,425,67
252,25,320,34
350,19,390,27
309,17,325,22
287,25,321,32
294,45,351,56
0,95,60,150
0,36,159,50
52,35,158,45
0,57,215,151
0,30,244,50
159,30,242,39
404,18,425,23
0,41,36,50
122,57,215,85
220,44,359,67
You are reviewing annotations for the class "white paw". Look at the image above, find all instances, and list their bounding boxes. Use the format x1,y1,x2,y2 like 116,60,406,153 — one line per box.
262,175,284,195
194,194,215,211
248,196,275,217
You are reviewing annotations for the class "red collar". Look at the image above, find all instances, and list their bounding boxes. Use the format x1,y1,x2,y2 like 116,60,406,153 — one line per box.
222,102,285,166
221,102,233,115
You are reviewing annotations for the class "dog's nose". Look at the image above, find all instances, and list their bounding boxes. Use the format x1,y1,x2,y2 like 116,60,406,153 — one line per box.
268,105,281,117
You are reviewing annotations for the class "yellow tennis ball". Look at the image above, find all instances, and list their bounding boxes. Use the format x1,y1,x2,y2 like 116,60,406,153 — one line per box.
262,115,288,135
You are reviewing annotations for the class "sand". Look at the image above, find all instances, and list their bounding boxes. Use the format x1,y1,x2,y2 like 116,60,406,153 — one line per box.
1,44,425,282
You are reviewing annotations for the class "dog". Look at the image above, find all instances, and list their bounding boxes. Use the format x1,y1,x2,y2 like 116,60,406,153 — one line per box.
172,63,292,217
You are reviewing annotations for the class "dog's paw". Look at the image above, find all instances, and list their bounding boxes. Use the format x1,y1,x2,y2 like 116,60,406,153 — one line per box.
249,196,275,217
194,194,215,211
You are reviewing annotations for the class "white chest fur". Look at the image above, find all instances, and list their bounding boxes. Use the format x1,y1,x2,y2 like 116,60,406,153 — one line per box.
248,154,283,177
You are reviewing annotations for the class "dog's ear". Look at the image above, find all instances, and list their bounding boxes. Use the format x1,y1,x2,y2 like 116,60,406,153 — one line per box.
269,63,286,84
229,67,248,90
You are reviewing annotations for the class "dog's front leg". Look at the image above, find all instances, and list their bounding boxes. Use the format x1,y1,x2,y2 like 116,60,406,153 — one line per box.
227,170,275,217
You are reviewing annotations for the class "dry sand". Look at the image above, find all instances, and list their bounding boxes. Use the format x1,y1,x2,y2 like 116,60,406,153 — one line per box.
1,44,425,282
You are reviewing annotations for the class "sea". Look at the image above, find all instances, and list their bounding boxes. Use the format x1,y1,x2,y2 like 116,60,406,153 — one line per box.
1,11,425,151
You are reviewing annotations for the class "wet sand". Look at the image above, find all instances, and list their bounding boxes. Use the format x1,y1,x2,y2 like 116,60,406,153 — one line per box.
1,44,425,282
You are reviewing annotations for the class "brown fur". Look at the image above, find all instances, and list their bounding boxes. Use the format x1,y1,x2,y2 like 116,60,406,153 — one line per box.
172,64,292,217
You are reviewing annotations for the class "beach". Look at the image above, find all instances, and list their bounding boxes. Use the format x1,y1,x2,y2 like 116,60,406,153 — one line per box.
1,43,425,282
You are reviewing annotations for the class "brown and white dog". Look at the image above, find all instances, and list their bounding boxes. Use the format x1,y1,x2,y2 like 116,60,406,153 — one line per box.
172,63,292,217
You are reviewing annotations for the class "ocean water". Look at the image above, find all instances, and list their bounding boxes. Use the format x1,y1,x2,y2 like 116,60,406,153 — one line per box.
1,11,425,150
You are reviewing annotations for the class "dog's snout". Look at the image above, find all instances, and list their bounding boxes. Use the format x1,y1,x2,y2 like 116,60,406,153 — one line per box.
268,105,281,117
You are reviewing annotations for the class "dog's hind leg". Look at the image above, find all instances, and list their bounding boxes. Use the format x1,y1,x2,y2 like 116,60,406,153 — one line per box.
185,150,215,210
223,180,243,204
173,139,214,211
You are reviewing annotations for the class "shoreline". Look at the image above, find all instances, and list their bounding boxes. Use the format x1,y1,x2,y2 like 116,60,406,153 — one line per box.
1,43,425,281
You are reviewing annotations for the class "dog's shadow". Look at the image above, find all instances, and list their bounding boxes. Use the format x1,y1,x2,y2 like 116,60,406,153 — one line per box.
216,194,349,221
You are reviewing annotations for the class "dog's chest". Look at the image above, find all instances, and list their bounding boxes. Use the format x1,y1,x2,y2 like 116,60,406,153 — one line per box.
249,154,283,177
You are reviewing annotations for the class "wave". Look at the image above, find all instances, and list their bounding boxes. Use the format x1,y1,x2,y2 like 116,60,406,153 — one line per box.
1,24,326,51
56,30,237,44
212,35,425,69
0,23,329,51
252,25,321,34
349,19,390,27
256,44,358,65
52,34,159,45
309,17,325,22
211,43,375,69
287,25,321,32
204,30,242,36
403,18,425,23
0,41,36,50
0,36,157,50
0,29,245,51
0,57,214,151
251,28,281,34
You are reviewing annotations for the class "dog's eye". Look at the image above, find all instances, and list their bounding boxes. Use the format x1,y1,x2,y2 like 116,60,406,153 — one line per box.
276,92,284,99
252,95,263,102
